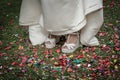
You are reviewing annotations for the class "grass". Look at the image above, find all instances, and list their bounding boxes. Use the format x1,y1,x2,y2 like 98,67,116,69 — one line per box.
0,0,120,80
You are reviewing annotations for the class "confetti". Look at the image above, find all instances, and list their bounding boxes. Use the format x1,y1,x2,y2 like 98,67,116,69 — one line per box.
0,0,119,79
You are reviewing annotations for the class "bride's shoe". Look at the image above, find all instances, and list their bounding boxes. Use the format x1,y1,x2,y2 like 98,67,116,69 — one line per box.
45,35,60,49
45,35,56,49
61,32,80,53
45,38,56,48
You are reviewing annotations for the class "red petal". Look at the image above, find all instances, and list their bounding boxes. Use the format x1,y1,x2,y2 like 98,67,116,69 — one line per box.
56,48,61,53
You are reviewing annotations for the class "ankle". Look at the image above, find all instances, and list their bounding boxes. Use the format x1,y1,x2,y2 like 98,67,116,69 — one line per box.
66,32,79,44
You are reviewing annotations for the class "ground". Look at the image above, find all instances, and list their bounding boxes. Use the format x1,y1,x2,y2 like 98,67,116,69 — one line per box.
0,0,120,80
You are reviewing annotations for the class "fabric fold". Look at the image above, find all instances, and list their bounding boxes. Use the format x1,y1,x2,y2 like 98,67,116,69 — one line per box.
19,0,103,35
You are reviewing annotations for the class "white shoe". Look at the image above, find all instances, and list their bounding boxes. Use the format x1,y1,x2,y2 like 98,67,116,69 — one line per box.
61,33,80,53
45,37,56,48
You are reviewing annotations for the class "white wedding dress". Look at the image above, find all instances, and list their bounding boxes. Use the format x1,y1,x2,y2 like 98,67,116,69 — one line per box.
19,0,103,46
